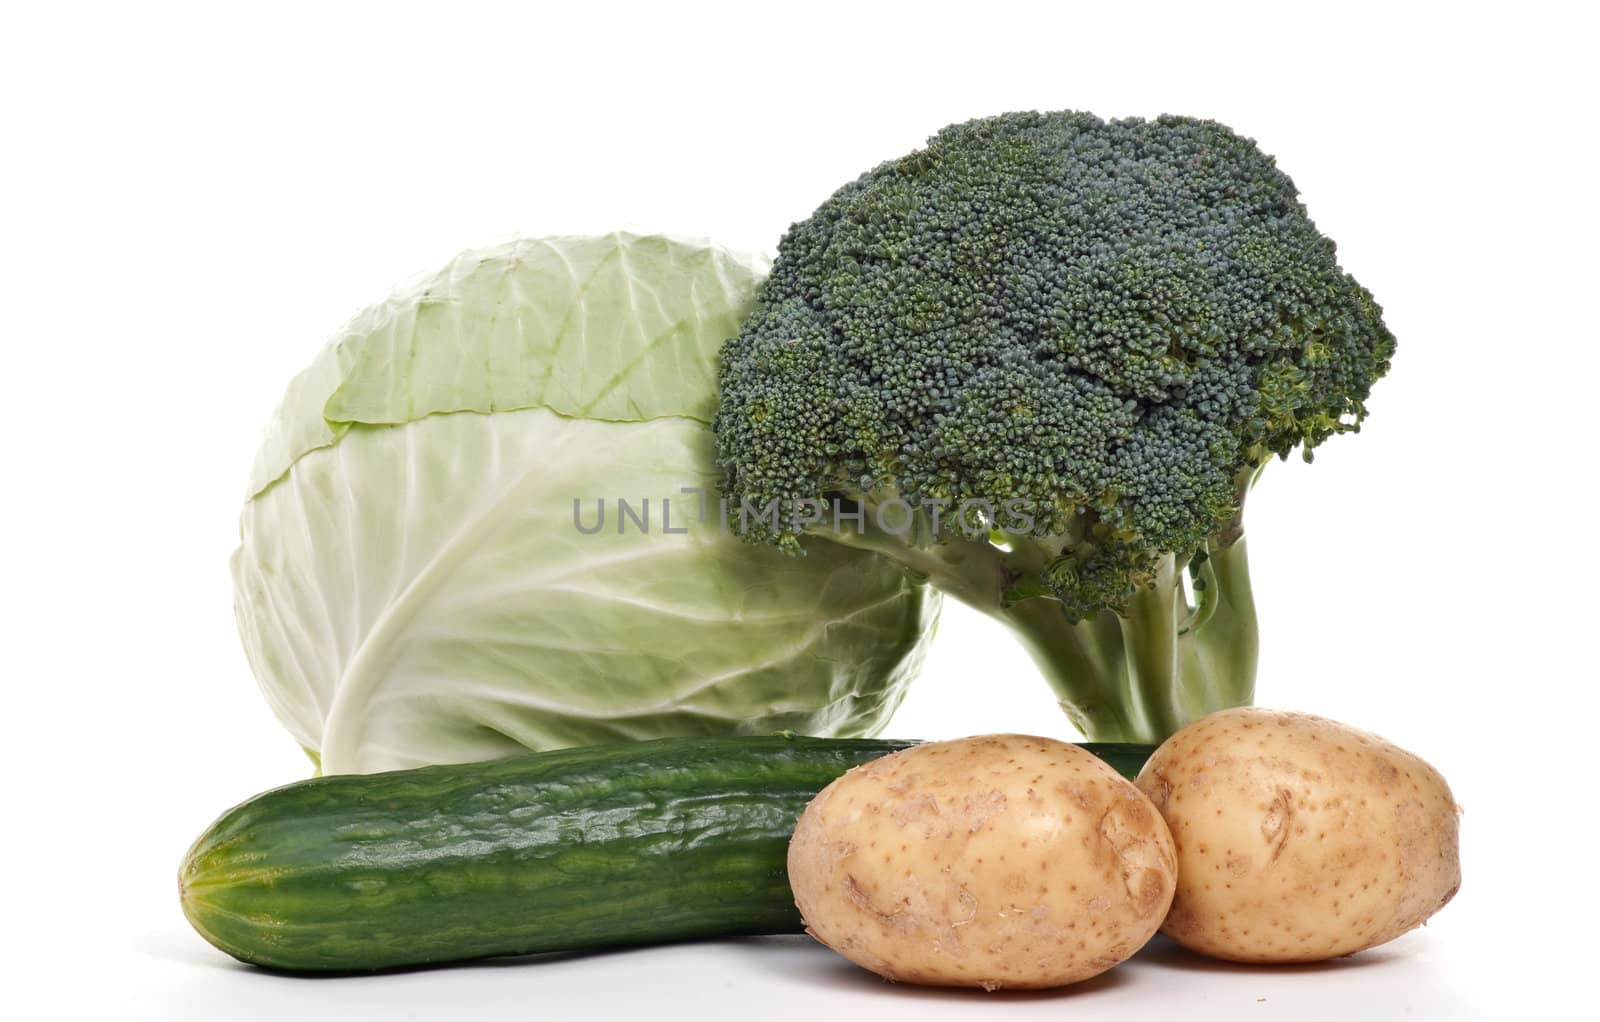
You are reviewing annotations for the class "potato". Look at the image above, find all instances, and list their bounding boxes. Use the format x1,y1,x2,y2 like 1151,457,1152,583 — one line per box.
1136,708,1461,963
787,734,1176,989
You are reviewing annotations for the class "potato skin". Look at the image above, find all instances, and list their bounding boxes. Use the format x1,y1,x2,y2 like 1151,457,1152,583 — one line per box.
787,734,1176,989
1136,708,1461,963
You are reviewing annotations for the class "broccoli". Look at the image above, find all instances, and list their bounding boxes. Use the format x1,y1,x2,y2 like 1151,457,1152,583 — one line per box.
714,111,1395,743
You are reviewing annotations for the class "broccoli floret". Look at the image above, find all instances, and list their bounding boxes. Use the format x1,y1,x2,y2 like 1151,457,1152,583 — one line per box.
714,111,1394,743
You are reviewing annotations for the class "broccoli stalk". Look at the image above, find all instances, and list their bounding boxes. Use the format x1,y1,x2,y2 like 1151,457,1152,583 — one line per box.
823,478,1257,744
996,511,1258,744
714,112,1392,743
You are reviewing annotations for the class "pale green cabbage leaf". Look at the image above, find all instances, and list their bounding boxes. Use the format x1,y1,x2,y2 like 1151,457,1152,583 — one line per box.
233,233,939,775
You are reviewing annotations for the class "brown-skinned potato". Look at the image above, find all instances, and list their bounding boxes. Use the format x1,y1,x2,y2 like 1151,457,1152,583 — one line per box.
1136,708,1461,963
787,734,1176,989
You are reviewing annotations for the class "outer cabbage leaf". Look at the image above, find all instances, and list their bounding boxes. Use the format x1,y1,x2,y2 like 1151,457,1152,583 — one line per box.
233,234,939,775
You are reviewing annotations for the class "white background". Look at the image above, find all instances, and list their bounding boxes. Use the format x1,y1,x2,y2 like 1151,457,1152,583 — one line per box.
4,2,1595,1018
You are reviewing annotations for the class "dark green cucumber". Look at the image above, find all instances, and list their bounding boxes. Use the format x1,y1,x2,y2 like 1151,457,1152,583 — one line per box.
180,735,1153,972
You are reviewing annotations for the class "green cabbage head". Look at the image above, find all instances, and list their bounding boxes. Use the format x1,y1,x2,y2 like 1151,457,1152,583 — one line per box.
233,233,939,775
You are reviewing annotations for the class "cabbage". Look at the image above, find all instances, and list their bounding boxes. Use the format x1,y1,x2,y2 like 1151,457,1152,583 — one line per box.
232,233,939,775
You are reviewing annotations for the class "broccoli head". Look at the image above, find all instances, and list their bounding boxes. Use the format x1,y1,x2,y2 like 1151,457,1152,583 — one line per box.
715,111,1394,742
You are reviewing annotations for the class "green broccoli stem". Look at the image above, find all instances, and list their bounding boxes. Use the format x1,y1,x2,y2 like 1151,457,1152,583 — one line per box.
996,536,1256,743
1180,533,1258,718
996,596,1144,739
815,506,1258,744
1115,553,1188,738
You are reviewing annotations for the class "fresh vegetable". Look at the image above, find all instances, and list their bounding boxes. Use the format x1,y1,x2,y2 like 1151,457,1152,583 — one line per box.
232,233,939,775
1135,708,1460,962
180,734,1155,972
715,111,1395,743
787,734,1175,989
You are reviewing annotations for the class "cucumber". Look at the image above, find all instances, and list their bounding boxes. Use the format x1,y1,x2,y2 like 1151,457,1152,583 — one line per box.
180,735,1153,972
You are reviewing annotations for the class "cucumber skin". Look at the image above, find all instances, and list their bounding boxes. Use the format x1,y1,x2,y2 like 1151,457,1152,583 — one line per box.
180,735,1152,972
